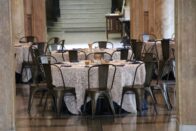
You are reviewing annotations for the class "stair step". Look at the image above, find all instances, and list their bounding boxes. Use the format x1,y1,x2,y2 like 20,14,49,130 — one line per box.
60,13,107,19
47,27,105,32
53,22,106,28
60,9,109,14
57,18,105,23
60,4,110,10
49,0,111,32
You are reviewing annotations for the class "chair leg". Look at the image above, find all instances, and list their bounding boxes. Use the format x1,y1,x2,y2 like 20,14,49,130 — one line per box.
83,92,88,115
91,94,98,118
38,91,45,106
145,87,158,114
105,92,115,116
28,91,33,114
28,89,37,114
161,83,172,110
55,92,64,117
42,93,49,115
20,63,24,82
134,89,145,112
119,91,125,114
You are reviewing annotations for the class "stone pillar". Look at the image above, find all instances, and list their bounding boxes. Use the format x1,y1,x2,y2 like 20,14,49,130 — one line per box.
23,0,47,41
130,0,144,39
24,0,33,36
154,0,174,38
0,0,15,130
176,0,196,130
32,0,47,42
11,0,25,44
131,0,174,39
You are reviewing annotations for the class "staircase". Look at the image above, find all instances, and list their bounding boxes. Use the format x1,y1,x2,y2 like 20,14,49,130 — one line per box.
47,0,111,32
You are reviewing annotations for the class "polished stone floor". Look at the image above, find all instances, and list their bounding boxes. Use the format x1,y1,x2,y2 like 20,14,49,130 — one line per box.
15,83,177,131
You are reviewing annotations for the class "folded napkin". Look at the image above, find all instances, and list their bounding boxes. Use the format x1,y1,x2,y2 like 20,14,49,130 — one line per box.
14,44,22,47
60,63,72,67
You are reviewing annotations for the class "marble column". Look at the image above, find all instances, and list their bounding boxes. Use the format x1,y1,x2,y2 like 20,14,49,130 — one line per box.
130,0,174,39
11,0,25,44
130,0,144,39
154,0,174,38
24,0,33,36
176,0,196,130
32,0,47,42
0,0,15,130
23,0,47,41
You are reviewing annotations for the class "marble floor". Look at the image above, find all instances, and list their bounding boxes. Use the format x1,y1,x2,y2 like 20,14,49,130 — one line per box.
15,83,177,131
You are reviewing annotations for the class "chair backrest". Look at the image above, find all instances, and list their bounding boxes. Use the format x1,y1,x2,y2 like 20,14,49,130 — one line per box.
161,39,170,61
131,41,143,61
121,36,130,48
33,42,45,55
45,39,65,54
143,41,159,60
139,33,157,42
42,64,53,88
47,37,60,44
88,64,116,90
41,63,66,89
19,36,38,43
92,41,113,49
130,39,137,50
142,53,154,62
86,52,112,61
144,61,155,87
29,45,44,83
112,48,129,60
68,50,79,62
29,45,41,65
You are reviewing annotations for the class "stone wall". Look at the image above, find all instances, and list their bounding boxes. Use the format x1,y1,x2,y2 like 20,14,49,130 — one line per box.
0,0,15,130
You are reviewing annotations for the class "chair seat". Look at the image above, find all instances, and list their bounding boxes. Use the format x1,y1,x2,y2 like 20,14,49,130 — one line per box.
123,85,143,90
85,88,110,93
30,83,48,90
53,86,76,95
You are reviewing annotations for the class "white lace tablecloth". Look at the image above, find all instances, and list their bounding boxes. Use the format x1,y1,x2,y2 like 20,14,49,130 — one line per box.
144,41,175,60
14,43,32,82
51,61,145,114
51,48,133,62
14,43,31,73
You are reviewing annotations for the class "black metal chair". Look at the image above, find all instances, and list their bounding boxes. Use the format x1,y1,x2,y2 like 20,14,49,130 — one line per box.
119,61,157,114
112,48,129,60
150,39,175,110
20,42,46,83
121,36,131,48
92,41,114,49
159,39,174,80
131,41,144,61
45,38,64,54
86,52,112,61
83,64,117,117
19,36,38,43
62,50,86,62
27,46,57,114
42,63,76,117
142,40,159,61
19,35,38,82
